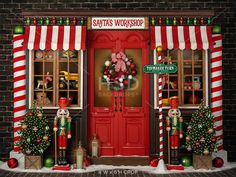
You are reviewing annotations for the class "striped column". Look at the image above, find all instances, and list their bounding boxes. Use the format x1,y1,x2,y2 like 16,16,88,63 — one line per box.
13,34,26,152
157,51,164,159
211,34,223,151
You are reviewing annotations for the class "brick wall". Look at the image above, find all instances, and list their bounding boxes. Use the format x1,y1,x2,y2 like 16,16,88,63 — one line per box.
0,0,235,161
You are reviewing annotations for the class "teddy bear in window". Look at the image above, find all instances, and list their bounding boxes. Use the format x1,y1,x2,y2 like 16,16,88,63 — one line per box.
36,92,51,106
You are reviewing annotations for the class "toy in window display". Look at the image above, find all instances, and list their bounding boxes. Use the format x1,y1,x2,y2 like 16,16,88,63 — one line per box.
53,97,72,171
166,97,184,170
36,72,53,90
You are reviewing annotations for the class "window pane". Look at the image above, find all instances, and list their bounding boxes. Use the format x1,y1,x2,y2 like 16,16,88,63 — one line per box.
124,49,142,107
94,49,112,107
58,50,80,107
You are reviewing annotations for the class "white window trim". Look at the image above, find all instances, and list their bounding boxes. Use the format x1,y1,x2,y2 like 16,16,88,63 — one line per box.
153,50,209,109
28,50,84,109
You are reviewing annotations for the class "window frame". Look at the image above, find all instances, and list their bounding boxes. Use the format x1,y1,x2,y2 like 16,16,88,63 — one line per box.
154,49,209,109
28,50,84,109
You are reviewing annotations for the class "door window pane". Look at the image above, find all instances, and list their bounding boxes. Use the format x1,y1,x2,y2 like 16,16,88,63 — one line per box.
94,49,112,107
124,49,142,107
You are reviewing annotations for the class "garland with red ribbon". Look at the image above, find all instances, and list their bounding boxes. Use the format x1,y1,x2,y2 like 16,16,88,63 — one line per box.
102,52,137,90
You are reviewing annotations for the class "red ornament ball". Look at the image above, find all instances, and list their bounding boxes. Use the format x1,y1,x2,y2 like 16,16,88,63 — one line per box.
188,94,200,104
212,138,216,142
130,63,136,69
104,70,108,75
131,69,137,76
7,158,18,168
28,112,33,116
213,157,224,168
123,80,129,86
37,139,41,144
150,158,158,167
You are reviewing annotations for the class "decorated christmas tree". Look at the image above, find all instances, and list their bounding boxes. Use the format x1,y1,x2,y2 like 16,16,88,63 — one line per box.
16,104,50,155
186,101,217,155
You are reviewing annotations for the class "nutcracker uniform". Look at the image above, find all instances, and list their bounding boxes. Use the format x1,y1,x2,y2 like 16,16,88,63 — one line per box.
166,97,183,165
53,98,72,166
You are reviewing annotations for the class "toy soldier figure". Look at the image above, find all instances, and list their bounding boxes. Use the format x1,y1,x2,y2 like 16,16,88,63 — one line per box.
166,97,183,165
53,97,72,166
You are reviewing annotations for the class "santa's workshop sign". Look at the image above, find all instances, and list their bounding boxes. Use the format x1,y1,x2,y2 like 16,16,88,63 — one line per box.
87,17,149,30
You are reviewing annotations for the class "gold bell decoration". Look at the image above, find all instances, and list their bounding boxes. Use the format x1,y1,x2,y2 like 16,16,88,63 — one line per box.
156,46,163,53
91,134,100,158
76,141,84,169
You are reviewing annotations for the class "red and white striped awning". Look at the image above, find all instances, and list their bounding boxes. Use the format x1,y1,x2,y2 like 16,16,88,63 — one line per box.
150,26,213,50
23,26,86,50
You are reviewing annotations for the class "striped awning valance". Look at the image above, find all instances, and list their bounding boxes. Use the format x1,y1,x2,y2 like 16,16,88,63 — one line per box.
150,26,213,50
23,26,86,50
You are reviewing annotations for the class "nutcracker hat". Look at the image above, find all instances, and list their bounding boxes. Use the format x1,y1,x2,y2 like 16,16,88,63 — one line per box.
59,97,68,109
170,96,179,109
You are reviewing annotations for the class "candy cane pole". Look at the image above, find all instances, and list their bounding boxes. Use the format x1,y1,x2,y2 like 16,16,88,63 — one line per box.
154,46,167,173
13,26,26,152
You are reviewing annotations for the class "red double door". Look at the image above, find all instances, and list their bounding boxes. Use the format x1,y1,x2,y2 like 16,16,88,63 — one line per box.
88,30,150,156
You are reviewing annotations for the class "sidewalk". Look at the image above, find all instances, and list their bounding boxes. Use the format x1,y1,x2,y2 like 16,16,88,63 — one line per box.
0,167,236,177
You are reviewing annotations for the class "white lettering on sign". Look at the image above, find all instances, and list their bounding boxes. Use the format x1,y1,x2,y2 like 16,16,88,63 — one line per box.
88,17,148,30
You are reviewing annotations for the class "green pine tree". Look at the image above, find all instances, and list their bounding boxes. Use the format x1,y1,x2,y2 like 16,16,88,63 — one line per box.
186,101,217,155
16,104,50,155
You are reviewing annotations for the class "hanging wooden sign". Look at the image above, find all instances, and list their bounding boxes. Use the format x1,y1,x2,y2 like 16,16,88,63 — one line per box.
87,17,149,30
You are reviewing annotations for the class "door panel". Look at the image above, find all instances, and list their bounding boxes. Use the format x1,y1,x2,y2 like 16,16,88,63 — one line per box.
88,30,149,156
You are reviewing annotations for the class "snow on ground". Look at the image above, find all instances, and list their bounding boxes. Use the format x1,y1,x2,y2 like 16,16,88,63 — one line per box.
1,161,236,174
0,161,3,166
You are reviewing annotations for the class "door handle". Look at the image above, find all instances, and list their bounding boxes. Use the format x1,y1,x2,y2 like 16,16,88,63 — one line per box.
120,96,122,112
114,96,117,112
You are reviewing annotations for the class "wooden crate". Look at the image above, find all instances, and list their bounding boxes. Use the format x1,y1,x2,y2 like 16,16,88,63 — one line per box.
25,155,42,170
193,154,212,170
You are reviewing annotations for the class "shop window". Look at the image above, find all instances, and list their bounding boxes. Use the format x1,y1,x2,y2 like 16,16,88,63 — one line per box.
154,50,208,108
29,50,83,108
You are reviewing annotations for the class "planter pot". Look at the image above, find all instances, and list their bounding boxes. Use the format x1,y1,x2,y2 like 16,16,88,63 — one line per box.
193,154,212,170
25,155,42,170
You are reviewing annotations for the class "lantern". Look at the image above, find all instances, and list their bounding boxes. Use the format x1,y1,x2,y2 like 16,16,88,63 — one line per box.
91,134,100,158
76,141,84,169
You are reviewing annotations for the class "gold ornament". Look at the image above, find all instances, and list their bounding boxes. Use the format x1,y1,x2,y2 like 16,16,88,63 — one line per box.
186,136,190,142
22,124,27,129
43,136,48,141
37,112,43,118
156,46,163,53
203,149,209,155
208,128,214,134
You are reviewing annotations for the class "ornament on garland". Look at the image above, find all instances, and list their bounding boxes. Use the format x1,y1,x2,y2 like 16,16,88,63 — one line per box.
208,128,214,134
7,158,18,169
213,157,224,168
203,149,209,155
22,124,27,129
102,52,137,90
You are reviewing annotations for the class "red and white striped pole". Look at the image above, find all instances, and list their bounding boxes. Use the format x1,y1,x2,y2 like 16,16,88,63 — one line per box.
154,46,167,173
211,34,223,151
13,26,26,152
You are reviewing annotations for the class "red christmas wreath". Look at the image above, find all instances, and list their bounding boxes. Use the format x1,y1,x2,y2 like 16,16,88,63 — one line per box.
102,52,137,90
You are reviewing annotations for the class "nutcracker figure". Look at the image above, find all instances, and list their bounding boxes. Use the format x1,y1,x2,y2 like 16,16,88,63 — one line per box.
166,97,183,165
53,97,72,167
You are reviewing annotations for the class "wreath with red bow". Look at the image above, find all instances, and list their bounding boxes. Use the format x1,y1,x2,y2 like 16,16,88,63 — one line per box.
102,52,137,90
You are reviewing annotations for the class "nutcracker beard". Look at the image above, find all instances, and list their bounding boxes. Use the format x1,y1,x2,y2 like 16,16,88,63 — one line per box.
58,134,68,165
